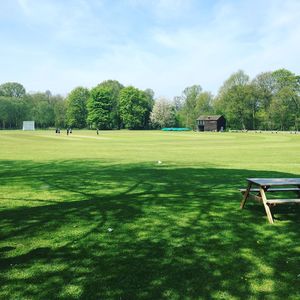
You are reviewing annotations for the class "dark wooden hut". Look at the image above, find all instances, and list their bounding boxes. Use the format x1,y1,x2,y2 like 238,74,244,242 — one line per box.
197,115,226,132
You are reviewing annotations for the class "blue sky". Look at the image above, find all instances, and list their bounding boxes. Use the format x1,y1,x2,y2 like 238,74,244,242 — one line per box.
1,0,300,98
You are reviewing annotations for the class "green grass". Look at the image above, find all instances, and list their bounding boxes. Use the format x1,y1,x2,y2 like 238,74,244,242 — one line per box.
0,130,299,299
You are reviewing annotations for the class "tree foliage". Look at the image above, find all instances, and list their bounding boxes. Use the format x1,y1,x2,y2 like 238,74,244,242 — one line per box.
1,69,300,131
213,69,300,130
96,80,124,129
150,98,176,128
177,85,213,129
218,70,250,97
0,96,29,128
87,86,114,129
119,86,151,129
0,82,26,98
0,87,66,129
27,92,64,129
66,87,89,128
54,98,67,128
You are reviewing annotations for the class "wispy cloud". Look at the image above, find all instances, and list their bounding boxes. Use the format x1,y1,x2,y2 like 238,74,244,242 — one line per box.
17,0,31,15
128,0,193,15
1,0,300,98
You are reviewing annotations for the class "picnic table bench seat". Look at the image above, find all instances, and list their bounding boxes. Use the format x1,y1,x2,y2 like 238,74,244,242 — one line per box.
266,199,300,204
239,187,300,193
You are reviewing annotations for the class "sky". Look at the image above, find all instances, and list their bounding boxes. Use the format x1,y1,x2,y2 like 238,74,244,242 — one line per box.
1,0,300,99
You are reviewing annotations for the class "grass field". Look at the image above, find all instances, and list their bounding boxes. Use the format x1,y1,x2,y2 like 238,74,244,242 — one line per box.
0,130,299,299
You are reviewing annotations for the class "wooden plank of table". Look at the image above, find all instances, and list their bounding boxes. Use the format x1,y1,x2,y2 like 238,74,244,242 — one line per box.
247,178,300,186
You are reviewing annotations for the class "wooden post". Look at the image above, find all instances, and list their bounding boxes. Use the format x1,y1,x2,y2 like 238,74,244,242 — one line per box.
260,187,274,224
240,181,252,209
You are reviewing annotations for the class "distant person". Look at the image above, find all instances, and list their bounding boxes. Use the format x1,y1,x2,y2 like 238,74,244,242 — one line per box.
67,128,69,135
97,128,99,135
55,128,58,134
58,128,60,134
69,128,72,134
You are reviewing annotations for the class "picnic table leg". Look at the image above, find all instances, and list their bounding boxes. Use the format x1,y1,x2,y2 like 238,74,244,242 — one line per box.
240,182,252,209
260,187,274,224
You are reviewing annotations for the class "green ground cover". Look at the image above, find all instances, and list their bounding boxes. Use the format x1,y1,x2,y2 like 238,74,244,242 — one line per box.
0,130,299,299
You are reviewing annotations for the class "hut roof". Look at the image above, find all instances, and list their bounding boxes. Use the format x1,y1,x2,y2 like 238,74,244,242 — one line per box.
197,115,223,121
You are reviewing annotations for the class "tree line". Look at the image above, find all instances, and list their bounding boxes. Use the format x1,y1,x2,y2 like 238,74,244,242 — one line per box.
1,68,299,131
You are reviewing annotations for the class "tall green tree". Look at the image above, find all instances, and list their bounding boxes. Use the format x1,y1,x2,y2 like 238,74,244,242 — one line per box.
252,72,274,107
35,101,54,128
178,85,202,129
0,97,12,128
143,88,155,128
66,87,89,128
53,97,67,128
214,70,260,129
25,92,64,129
218,84,257,129
271,69,300,130
251,72,275,129
218,70,249,97
0,96,29,129
119,86,151,129
0,82,26,98
195,92,214,115
272,69,300,93
251,69,300,130
269,87,300,130
176,85,214,129
87,86,114,129
96,80,124,129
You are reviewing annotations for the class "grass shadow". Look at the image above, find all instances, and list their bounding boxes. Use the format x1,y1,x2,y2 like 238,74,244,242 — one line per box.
0,160,299,299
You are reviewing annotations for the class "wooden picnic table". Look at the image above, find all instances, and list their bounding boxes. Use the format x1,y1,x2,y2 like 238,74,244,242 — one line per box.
240,178,300,224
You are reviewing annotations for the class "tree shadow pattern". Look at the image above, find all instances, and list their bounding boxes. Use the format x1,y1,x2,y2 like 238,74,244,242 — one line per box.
0,160,299,299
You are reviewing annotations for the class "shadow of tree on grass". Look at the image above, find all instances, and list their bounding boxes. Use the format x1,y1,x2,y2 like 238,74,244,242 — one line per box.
0,160,299,299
